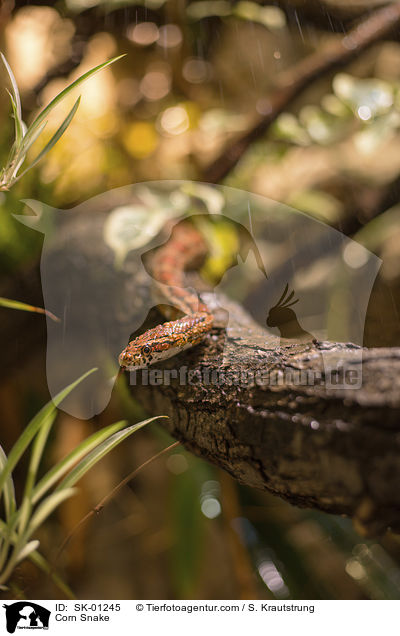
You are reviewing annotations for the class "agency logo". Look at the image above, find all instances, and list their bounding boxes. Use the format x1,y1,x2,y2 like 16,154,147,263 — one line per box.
13,181,380,416
3,602,50,633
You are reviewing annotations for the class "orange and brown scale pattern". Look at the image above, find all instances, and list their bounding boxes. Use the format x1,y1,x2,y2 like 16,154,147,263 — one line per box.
118,221,213,371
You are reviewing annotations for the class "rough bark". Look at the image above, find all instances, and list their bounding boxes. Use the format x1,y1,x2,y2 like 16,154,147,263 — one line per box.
129,292,400,536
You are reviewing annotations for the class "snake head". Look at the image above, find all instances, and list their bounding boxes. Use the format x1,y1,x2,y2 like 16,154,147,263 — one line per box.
118,340,154,370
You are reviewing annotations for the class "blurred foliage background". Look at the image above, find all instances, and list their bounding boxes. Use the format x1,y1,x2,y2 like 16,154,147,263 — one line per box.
1,0,400,600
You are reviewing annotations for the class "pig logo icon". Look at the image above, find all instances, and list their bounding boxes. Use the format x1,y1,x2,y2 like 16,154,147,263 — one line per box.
3,602,50,633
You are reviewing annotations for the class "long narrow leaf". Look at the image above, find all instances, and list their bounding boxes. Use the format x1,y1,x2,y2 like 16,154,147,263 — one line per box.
24,55,124,144
16,97,81,182
28,550,75,599
16,496,32,537
0,520,74,598
56,416,166,491
0,519,18,576
20,121,47,155
0,296,60,322
6,89,24,147
26,411,57,496
1,53,21,121
8,120,47,178
31,420,127,504
0,368,97,496
26,488,77,537
15,540,40,565
0,446,16,521
17,412,57,534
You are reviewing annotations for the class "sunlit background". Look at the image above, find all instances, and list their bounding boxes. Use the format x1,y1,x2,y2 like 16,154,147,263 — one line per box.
0,0,400,599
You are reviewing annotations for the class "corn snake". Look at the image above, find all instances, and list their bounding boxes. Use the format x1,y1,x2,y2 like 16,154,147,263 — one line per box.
118,221,213,370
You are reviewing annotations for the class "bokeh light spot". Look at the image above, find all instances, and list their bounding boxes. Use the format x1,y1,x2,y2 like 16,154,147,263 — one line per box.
343,242,369,269
183,58,211,83
127,22,159,46
201,497,221,519
158,24,182,48
357,105,372,121
166,453,189,475
140,70,171,101
123,121,158,158
159,106,190,136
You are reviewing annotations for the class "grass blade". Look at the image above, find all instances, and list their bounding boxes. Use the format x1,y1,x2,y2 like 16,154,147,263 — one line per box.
5,412,57,537
28,550,75,599
0,368,97,497
16,496,31,536
0,296,60,322
27,488,77,537
0,445,16,522
56,416,166,491
24,55,124,144
0,520,74,597
15,540,40,565
16,97,81,182
31,420,127,504
20,121,47,155
16,412,57,534
1,53,21,121
21,490,76,551
8,120,47,178
26,411,57,497
6,89,24,148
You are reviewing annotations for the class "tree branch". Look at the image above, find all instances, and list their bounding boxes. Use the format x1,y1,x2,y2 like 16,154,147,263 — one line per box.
129,291,400,536
204,2,400,184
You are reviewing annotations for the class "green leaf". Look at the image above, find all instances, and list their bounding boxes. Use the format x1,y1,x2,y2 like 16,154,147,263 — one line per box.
15,540,40,565
27,488,77,537
56,416,166,491
31,420,127,504
0,520,75,598
1,53,22,122
10,412,56,539
0,296,60,322
6,89,24,148
0,445,16,522
28,550,75,599
16,496,32,536
24,55,125,145
3,121,47,186
16,97,81,182
26,412,56,496
20,121,47,155
0,53,124,190
0,368,97,497
17,412,57,533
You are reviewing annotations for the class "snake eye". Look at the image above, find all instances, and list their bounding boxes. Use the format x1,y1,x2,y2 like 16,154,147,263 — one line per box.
141,344,151,355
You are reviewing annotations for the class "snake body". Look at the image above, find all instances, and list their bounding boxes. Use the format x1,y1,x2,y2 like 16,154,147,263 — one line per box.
118,221,213,370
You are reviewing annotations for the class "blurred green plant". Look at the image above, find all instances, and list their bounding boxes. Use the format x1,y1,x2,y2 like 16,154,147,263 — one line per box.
0,52,124,191
0,52,124,320
187,0,286,30
65,0,168,11
273,72,400,153
0,367,162,591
